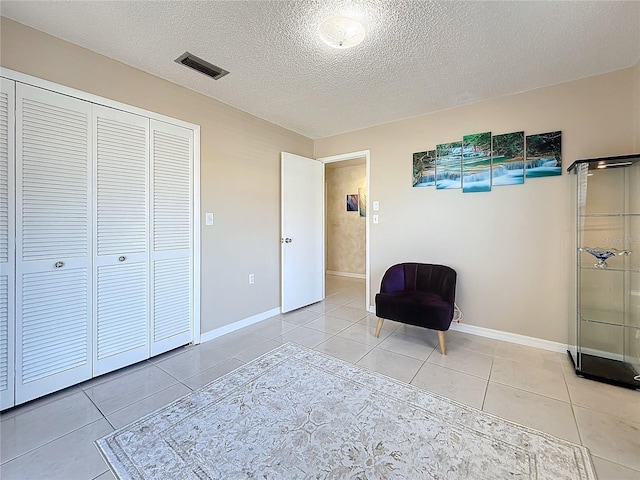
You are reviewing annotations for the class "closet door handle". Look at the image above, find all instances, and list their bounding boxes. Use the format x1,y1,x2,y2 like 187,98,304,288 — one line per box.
54,261,64,268
118,256,126,262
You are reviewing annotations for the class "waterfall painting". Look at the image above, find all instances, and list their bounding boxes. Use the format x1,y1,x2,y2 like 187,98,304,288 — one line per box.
525,131,562,177
492,131,525,185
413,129,562,192
412,150,436,187
462,132,492,192
436,142,462,189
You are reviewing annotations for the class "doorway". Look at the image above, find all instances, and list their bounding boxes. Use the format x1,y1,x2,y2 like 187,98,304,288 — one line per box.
318,150,371,312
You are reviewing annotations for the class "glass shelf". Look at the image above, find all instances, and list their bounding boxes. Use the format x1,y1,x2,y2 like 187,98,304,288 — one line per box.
579,266,640,273
569,153,640,389
581,213,640,217
580,309,634,326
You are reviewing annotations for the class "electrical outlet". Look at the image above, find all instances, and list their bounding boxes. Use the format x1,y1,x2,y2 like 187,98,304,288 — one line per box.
205,213,214,226
249,273,255,284
373,201,379,211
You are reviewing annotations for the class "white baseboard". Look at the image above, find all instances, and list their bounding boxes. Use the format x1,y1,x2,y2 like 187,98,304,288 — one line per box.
201,305,575,357
200,307,281,344
326,270,366,279
367,304,568,353
449,322,568,353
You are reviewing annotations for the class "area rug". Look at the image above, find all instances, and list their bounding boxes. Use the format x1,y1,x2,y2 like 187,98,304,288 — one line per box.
96,342,596,479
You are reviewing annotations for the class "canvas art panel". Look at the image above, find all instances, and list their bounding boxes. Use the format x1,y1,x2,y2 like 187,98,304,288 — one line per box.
462,132,492,193
525,131,562,177
413,150,436,187
492,131,525,186
358,187,366,217
346,194,359,211
436,142,462,189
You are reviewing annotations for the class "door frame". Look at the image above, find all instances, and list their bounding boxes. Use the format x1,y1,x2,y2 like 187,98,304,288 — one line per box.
317,150,371,312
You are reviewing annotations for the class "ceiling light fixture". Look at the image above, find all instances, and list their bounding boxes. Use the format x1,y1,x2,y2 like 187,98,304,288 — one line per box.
318,16,365,49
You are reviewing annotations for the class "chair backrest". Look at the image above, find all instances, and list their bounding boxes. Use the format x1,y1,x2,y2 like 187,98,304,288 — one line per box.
380,263,457,303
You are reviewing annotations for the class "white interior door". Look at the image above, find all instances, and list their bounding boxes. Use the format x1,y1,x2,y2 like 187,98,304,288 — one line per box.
0,78,15,410
149,120,193,356
93,106,149,376
15,84,92,404
281,152,324,313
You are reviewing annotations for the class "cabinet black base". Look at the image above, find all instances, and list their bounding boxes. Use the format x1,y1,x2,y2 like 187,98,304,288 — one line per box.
567,351,640,390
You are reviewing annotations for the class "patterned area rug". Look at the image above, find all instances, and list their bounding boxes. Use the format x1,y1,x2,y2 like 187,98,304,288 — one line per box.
96,343,595,479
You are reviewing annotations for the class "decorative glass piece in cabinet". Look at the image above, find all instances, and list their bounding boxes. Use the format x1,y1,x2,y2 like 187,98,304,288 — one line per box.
567,153,640,389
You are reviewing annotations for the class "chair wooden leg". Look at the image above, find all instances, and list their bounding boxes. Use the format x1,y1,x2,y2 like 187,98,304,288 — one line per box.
374,318,384,338
437,331,446,355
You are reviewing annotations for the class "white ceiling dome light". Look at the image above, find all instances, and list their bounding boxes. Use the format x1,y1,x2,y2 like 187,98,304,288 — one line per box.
318,16,366,49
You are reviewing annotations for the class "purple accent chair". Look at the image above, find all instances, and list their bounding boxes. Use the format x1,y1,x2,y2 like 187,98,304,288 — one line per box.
374,263,457,354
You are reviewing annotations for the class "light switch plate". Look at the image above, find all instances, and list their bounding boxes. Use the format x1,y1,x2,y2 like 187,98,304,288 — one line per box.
205,213,214,225
373,201,379,211
373,215,379,224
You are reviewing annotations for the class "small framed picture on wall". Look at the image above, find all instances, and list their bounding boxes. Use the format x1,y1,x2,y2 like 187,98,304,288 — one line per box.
346,194,359,211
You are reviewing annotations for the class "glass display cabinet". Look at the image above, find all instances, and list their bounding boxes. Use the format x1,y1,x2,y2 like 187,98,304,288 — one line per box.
568,153,640,389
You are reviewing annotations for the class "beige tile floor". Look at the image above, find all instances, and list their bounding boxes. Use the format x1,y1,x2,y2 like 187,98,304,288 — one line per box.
1,275,639,479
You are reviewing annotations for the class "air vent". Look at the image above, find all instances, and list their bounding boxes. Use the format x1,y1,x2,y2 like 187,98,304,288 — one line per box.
175,52,229,80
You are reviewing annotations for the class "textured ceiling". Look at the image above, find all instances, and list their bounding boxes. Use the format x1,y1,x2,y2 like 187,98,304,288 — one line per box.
2,1,639,139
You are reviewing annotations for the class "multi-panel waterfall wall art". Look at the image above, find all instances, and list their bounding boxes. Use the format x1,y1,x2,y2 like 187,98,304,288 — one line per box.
436,142,462,189
525,131,562,178
462,132,492,192
412,150,436,187
492,131,525,185
412,130,561,192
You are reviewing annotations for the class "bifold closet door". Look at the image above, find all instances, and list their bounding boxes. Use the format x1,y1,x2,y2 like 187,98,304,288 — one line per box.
150,120,193,356
93,106,149,376
15,84,92,404
0,79,15,410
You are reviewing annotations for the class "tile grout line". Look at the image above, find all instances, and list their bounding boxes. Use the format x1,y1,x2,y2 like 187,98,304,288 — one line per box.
0,416,109,466
480,354,496,411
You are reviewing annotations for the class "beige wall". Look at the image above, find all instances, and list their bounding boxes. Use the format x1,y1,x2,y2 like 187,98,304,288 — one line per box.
326,164,366,276
315,69,636,343
3,17,638,345
0,18,314,334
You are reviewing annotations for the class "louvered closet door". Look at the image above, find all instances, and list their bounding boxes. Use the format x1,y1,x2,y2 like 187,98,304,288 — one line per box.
150,120,193,356
15,84,92,405
0,79,15,410
93,106,149,376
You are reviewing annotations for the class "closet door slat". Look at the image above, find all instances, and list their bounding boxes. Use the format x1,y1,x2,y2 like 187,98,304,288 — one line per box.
0,78,15,410
93,106,149,376
150,121,193,356
15,84,92,405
